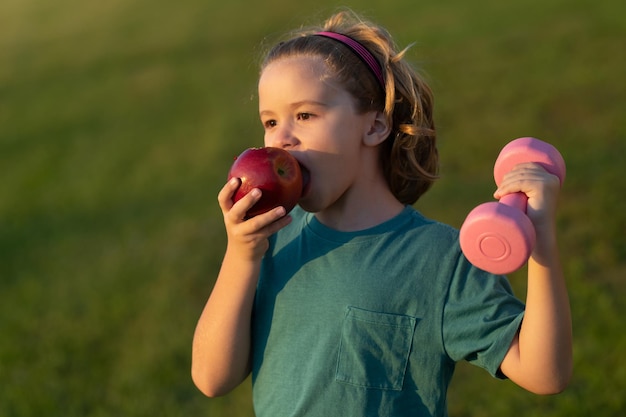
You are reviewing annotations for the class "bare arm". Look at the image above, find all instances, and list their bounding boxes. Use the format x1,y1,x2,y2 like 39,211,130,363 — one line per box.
497,163,573,394
191,178,291,397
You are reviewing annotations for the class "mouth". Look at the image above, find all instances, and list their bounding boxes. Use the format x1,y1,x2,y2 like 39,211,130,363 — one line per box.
298,162,311,198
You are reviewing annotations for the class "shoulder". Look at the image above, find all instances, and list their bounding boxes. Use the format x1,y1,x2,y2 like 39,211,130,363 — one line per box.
400,206,462,253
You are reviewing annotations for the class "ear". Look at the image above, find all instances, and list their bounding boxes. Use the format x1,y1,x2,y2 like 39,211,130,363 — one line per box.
363,110,391,147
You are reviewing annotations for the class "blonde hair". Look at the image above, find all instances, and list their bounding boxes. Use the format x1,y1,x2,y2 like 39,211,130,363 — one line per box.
261,10,438,204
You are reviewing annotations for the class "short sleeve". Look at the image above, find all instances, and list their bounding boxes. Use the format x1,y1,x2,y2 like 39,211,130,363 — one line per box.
442,253,525,378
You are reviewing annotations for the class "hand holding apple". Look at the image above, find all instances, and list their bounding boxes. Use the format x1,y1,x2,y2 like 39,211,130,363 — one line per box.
228,147,304,218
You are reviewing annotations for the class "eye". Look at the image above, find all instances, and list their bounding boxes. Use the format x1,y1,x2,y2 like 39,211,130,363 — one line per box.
263,119,277,129
297,112,313,121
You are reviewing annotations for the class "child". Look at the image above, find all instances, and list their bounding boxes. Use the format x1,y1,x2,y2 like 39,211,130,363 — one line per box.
192,10,572,416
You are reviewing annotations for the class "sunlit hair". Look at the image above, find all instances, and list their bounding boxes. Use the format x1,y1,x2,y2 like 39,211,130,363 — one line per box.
260,10,438,205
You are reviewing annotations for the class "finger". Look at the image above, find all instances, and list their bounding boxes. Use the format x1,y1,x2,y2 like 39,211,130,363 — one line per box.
494,164,553,198
244,206,291,236
218,177,241,211
227,188,263,221
265,211,293,235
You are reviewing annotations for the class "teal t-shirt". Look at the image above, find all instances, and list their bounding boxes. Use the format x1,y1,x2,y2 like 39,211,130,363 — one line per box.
252,206,524,417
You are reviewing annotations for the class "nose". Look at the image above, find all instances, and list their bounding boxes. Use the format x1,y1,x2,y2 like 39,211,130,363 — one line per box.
265,123,299,149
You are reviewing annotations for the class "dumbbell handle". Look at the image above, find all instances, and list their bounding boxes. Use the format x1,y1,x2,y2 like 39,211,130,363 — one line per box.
499,192,527,213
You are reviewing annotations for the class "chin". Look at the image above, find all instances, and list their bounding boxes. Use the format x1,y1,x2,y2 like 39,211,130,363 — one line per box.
297,198,321,214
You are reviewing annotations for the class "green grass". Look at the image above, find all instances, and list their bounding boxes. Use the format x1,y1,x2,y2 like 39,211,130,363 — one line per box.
1,0,624,415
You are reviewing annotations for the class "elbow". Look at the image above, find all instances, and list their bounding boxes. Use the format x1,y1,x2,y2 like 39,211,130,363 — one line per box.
192,371,228,398
191,361,248,398
548,361,574,395
527,367,573,395
529,381,569,395
196,385,229,399
190,346,251,397
550,372,573,395
529,382,568,396
191,367,213,397
191,366,231,398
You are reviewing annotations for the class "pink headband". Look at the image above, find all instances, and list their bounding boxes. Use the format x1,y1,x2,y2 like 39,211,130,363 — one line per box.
315,31,385,91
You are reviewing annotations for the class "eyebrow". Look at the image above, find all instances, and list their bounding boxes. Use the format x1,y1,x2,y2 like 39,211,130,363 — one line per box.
290,100,328,108
259,100,329,116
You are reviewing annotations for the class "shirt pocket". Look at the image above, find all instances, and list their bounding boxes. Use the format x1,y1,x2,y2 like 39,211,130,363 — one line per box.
335,306,418,391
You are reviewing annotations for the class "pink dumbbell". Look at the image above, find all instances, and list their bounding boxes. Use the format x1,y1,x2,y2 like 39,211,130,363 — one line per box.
459,137,566,274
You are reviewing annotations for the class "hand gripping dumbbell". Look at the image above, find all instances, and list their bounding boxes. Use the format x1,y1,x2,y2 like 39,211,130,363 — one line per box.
459,137,566,274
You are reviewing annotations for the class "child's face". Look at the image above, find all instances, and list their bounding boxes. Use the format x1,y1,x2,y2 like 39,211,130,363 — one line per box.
259,56,380,213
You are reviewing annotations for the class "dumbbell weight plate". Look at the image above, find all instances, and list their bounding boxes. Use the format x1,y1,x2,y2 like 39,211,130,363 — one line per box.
460,201,536,275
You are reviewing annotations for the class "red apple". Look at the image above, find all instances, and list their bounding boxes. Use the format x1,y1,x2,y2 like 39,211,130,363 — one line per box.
228,147,304,217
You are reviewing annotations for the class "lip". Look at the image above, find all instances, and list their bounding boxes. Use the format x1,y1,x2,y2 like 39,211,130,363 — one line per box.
296,160,311,198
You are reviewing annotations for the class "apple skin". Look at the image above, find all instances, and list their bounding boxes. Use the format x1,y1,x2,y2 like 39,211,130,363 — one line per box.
228,147,303,217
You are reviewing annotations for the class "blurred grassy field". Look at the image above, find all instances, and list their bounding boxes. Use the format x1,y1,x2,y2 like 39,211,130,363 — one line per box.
1,0,624,415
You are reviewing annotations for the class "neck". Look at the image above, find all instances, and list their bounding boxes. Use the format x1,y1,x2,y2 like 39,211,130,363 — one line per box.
315,181,405,232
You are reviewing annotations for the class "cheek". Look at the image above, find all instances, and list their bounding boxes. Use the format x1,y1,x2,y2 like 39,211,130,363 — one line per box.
313,156,354,192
